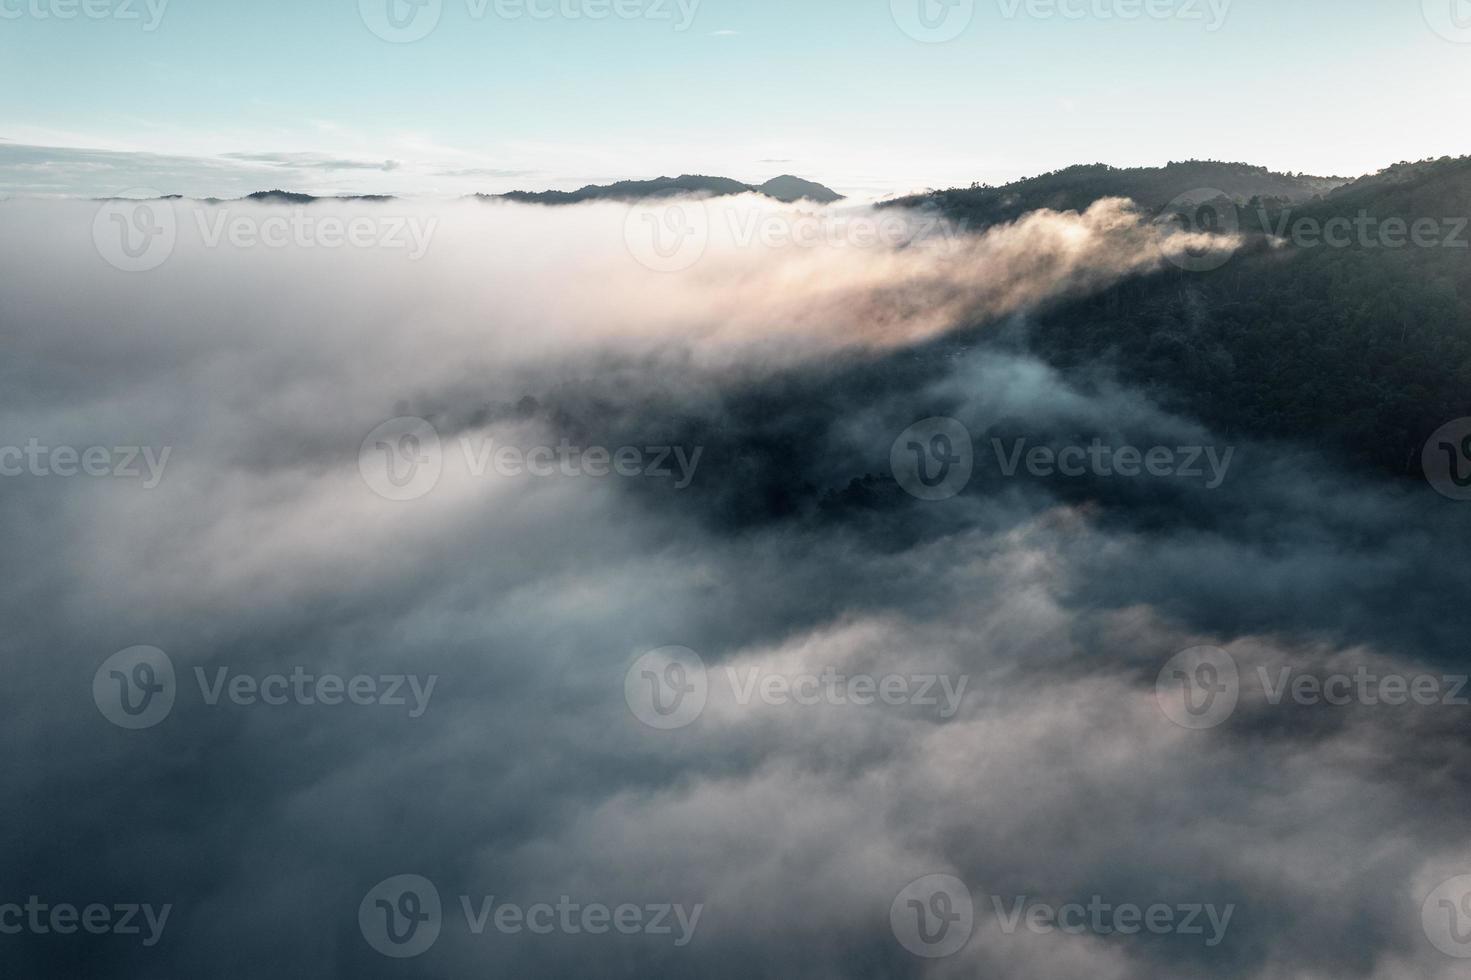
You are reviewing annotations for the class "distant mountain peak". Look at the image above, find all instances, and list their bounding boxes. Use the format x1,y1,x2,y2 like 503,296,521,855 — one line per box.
757,175,845,204
490,174,843,206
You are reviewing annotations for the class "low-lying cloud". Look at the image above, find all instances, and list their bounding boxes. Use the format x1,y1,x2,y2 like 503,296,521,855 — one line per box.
0,194,1463,979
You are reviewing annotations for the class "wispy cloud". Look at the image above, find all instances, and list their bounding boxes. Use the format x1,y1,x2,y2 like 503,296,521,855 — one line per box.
222,152,402,172
434,167,540,179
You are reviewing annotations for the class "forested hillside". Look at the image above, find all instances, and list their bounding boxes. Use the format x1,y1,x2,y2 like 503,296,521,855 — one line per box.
1012,157,1471,476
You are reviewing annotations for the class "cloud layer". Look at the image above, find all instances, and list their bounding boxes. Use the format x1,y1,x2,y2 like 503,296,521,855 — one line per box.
0,195,1466,978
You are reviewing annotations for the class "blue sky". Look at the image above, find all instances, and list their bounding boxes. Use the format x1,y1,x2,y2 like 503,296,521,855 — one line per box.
2,0,1469,197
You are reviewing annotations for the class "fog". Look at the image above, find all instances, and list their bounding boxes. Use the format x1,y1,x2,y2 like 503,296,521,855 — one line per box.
0,194,1465,979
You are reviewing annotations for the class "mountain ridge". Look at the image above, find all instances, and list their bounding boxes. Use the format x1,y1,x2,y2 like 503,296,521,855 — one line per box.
882,160,1353,229
488,174,845,205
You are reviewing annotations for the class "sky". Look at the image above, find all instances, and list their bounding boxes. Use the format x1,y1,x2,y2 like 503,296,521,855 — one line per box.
1,0,1470,196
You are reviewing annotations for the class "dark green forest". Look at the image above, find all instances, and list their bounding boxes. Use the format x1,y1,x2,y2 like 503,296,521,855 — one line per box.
911,159,1471,478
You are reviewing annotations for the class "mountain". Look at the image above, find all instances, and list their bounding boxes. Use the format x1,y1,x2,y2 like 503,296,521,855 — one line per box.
756,175,844,204
109,175,847,207
1319,155,1471,213
97,190,402,204
886,161,1348,229
1007,155,1471,478
489,174,844,205
242,190,395,204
